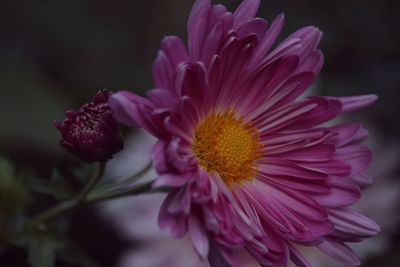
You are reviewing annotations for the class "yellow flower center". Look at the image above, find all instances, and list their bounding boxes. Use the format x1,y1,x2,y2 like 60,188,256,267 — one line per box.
193,110,262,186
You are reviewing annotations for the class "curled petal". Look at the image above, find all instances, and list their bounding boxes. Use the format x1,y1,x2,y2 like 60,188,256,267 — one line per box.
158,191,188,238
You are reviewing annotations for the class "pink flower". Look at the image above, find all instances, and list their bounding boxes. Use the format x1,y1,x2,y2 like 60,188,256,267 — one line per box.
109,0,379,266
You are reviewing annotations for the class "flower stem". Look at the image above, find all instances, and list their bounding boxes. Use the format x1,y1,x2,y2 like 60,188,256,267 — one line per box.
29,162,157,225
76,162,106,202
29,199,78,225
85,180,154,203
29,162,105,224
93,161,152,193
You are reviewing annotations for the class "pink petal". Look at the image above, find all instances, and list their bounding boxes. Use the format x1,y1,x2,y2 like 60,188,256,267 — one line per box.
287,97,342,130
258,159,328,180
247,181,333,242
218,39,258,110
313,177,361,207
160,36,189,67
265,26,322,64
352,172,373,188
153,172,193,188
166,137,195,172
249,14,285,70
152,50,174,90
259,173,330,194
167,186,192,215
332,94,378,112
177,62,211,115
267,26,322,63
109,91,164,138
237,18,268,40
187,0,211,33
163,114,193,143
261,128,329,151
109,91,150,126
295,49,324,76
188,0,211,60
289,244,312,267
233,0,261,29
255,98,319,133
329,208,380,238
254,97,342,134
329,122,361,146
208,244,239,267
201,16,228,65
158,192,188,238
189,211,209,259
347,126,369,145
207,4,228,29
299,159,351,176
147,88,178,109
318,239,361,266
152,140,169,173
273,144,335,162
335,145,372,176
238,55,302,116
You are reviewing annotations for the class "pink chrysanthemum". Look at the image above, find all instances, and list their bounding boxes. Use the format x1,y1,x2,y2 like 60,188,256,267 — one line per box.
109,0,380,266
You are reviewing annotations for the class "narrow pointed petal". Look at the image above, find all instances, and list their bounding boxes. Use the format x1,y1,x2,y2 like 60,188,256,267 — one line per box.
250,14,285,70
332,94,378,112
188,0,211,60
160,36,189,66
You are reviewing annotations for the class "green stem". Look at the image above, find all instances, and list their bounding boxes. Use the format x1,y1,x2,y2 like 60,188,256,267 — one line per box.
93,161,152,192
29,163,157,225
86,180,154,203
29,162,105,224
30,199,78,225
76,162,106,202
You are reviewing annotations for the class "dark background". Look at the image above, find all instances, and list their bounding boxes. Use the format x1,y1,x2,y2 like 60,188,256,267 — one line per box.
0,0,399,266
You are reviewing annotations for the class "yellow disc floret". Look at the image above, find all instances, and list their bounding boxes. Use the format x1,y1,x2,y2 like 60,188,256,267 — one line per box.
193,110,262,186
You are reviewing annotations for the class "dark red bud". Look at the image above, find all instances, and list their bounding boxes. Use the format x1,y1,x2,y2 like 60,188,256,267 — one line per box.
55,89,123,163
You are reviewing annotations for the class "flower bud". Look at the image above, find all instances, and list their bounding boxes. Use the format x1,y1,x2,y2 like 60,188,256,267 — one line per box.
55,89,123,163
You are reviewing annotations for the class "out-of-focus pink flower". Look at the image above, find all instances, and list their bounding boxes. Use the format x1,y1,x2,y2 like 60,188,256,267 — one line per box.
55,89,123,163
100,132,399,267
109,0,379,266
353,140,400,258
291,137,400,267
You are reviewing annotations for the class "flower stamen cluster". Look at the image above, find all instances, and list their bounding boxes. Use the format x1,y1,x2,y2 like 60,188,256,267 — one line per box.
193,110,261,186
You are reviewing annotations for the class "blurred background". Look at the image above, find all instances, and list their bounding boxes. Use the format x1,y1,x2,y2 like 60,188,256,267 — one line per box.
0,0,399,266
